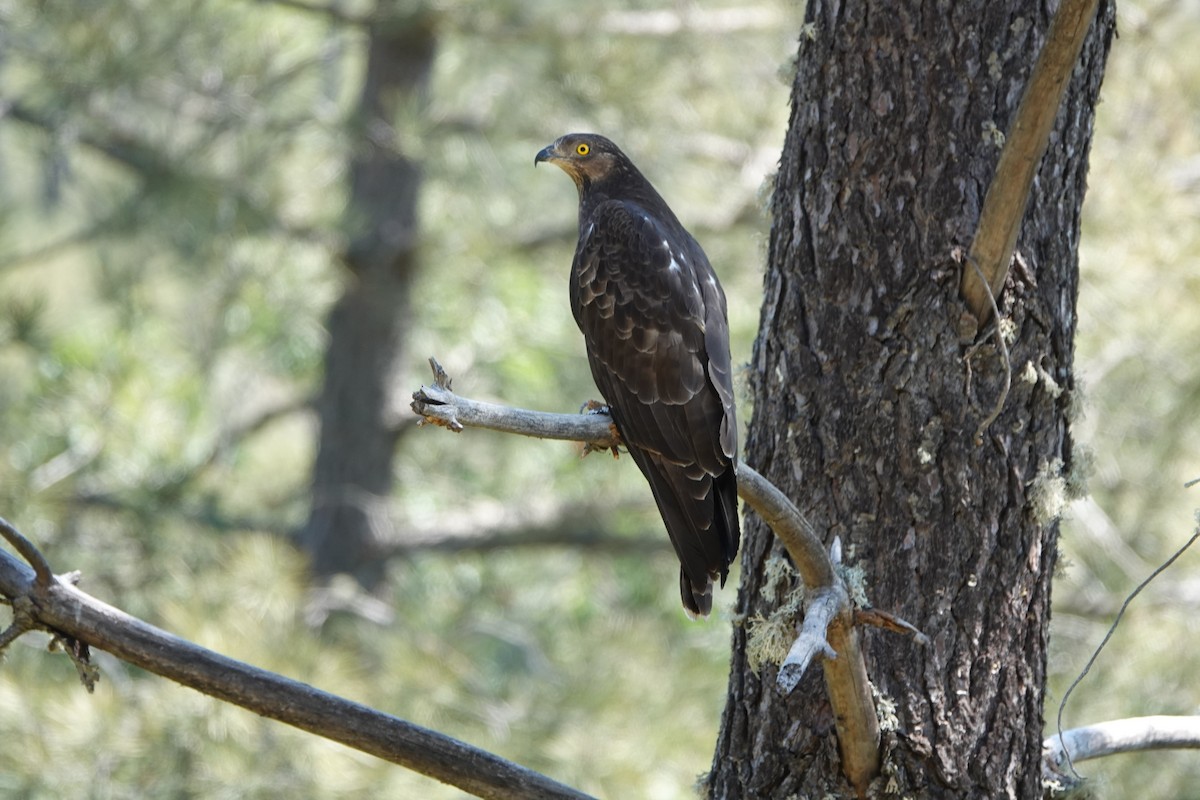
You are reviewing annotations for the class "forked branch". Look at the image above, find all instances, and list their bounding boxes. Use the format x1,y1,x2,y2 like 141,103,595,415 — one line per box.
411,357,882,794
0,525,593,800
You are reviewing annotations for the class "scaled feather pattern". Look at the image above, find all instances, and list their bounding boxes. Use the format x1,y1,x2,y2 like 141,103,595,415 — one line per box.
536,133,740,616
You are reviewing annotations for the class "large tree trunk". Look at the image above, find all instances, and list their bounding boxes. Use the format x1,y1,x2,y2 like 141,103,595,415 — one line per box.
709,2,1114,797
299,13,435,587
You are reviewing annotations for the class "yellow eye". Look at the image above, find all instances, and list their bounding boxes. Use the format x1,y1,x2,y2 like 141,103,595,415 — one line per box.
575,142,590,156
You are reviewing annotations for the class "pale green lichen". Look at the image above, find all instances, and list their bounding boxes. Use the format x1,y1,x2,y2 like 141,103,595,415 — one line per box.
1043,772,1096,799
987,51,1003,81
998,316,1018,344
916,417,944,468
1037,363,1064,398
1055,547,1074,578
776,57,797,86
1029,457,1068,524
1020,360,1039,384
837,562,870,608
746,573,805,674
1065,445,1094,500
760,553,801,603
756,171,777,216
982,119,1006,147
745,611,795,675
873,684,900,733
1065,377,1087,424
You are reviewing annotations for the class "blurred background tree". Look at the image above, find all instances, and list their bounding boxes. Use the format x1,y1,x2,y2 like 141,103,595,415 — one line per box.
0,1,1196,797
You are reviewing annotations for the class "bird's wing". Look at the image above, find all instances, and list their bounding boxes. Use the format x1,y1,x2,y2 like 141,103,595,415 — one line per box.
570,199,735,465
570,199,738,604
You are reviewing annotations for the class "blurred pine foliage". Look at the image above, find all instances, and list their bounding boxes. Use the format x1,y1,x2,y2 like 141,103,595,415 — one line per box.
0,1,1196,797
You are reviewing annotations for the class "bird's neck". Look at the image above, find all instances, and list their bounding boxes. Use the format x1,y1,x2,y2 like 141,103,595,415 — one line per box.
578,171,680,229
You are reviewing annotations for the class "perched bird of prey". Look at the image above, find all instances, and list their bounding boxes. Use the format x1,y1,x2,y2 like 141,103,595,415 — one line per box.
535,133,740,617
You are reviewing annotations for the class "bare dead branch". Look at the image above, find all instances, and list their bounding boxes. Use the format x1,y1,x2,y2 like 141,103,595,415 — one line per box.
1044,716,1200,780
961,0,1103,322
1055,525,1200,778
410,357,882,794
0,535,594,800
0,595,38,649
0,515,53,586
414,359,620,445
853,607,930,645
777,585,840,691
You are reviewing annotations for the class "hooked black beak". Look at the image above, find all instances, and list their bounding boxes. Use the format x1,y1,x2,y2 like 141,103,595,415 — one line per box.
534,144,558,167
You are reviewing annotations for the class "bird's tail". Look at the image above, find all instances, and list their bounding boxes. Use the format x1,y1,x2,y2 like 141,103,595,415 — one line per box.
680,568,713,619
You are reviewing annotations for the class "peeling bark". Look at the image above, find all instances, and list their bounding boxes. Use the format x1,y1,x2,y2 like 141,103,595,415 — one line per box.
708,1,1114,797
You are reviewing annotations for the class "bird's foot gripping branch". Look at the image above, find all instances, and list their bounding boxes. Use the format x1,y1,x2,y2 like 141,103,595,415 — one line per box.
412,356,904,794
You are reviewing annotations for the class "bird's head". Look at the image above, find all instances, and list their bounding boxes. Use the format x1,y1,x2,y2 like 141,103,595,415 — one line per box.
535,133,626,191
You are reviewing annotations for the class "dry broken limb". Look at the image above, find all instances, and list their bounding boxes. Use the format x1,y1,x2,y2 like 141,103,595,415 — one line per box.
411,357,884,794
1043,715,1200,775
1043,715,1200,797
0,520,594,800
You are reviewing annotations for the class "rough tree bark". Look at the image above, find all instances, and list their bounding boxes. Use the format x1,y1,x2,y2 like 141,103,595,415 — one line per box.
299,11,435,586
708,2,1114,797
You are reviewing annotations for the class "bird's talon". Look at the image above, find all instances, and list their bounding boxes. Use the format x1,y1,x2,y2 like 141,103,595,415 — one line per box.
579,440,621,459
540,133,739,615
579,399,610,416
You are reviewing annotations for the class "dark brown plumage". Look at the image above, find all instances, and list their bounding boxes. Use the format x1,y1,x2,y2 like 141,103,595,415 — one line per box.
535,133,740,617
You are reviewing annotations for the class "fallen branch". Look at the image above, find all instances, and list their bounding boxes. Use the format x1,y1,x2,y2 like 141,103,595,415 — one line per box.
411,357,882,794
960,0,1103,324
0,525,593,800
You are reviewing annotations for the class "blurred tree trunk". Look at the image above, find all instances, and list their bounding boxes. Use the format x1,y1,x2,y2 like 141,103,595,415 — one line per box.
708,2,1113,797
299,12,435,587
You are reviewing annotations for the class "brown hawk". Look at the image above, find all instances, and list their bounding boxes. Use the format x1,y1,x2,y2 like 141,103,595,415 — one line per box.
536,133,740,617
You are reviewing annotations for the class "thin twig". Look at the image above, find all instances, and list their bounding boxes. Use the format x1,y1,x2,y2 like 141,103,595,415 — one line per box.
1055,526,1200,779
965,254,1012,444
0,515,54,586
0,595,38,650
